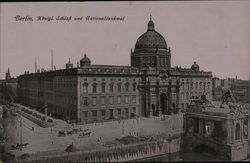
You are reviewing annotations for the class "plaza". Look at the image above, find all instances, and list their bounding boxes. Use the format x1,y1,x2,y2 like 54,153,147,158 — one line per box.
1,103,183,160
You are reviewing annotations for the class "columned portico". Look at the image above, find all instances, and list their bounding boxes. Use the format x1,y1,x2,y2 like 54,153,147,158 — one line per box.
138,76,181,117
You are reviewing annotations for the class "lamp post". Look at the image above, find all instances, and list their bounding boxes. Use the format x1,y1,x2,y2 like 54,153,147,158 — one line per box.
44,76,47,122
168,134,172,161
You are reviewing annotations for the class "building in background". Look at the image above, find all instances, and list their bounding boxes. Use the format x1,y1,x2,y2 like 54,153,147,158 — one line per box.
0,68,18,93
17,17,212,122
212,77,250,103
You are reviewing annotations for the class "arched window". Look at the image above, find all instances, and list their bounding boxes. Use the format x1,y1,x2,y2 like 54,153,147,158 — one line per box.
101,82,106,93
82,83,88,93
118,83,122,92
109,83,114,92
125,82,129,92
132,83,137,92
235,123,241,140
92,83,97,93
190,82,193,90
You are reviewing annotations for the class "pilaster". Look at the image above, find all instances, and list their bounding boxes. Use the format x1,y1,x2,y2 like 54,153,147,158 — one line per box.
168,79,172,115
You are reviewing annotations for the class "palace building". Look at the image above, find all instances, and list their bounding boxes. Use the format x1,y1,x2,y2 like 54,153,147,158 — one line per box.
17,17,212,123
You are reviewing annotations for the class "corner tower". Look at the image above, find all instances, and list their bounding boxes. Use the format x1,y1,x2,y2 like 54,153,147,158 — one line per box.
131,15,171,70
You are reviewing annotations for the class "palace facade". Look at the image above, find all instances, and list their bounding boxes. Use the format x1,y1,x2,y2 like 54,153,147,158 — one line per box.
17,17,212,123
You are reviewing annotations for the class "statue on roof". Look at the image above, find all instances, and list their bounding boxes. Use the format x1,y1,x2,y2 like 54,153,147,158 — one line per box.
221,89,236,104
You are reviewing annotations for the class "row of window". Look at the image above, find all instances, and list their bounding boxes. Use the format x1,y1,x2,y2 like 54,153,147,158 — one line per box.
181,82,210,90
82,82,137,93
82,95,137,106
181,92,208,100
83,107,136,118
133,56,169,67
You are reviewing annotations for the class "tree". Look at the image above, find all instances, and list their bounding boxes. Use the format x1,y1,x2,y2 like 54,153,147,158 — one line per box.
0,84,16,103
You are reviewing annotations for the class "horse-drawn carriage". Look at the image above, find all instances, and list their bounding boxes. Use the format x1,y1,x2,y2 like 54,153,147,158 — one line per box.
11,143,29,150
78,129,91,138
58,130,66,137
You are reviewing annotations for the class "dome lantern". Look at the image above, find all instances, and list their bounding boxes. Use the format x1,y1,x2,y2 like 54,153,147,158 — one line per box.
147,14,155,31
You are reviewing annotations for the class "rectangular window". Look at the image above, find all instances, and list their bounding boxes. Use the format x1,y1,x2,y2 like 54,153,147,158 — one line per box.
83,98,88,106
101,110,106,116
92,111,97,117
92,97,97,106
109,96,114,105
133,83,137,92
84,111,88,118
132,107,136,113
118,84,122,92
118,108,121,116
125,108,129,114
125,96,129,104
92,84,97,93
132,96,136,103
83,85,88,93
101,97,105,105
117,96,121,104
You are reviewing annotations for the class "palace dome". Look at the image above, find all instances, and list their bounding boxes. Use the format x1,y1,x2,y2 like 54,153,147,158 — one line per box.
80,54,91,67
191,61,200,71
135,17,167,50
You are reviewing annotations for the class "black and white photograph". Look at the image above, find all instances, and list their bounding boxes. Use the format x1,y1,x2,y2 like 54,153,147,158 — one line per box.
0,1,250,162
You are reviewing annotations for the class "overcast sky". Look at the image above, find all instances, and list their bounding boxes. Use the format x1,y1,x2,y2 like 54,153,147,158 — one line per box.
0,1,250,80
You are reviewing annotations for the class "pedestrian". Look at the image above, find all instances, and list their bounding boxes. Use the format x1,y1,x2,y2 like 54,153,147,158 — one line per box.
51,141,53,144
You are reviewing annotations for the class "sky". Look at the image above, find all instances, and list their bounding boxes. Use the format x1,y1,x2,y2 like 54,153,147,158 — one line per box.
0,1,250,80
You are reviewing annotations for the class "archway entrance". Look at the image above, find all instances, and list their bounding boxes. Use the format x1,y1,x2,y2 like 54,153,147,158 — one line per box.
160,93,168,115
